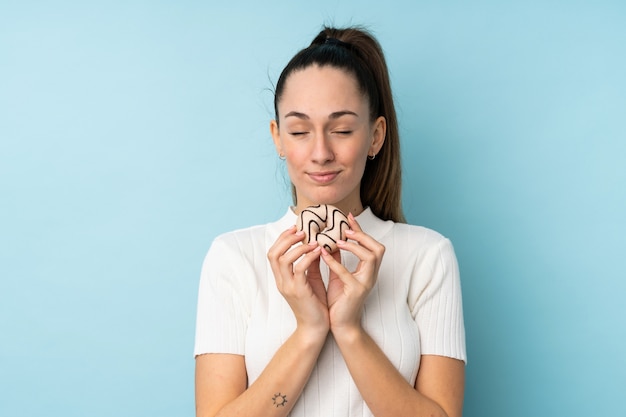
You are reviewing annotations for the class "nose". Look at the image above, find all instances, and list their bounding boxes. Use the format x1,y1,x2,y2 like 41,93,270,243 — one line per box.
311,133,335,164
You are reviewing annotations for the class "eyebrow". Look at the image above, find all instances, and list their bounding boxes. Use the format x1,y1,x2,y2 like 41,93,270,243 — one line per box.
284,110,359,120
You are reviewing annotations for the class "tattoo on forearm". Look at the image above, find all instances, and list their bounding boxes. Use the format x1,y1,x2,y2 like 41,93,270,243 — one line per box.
272,392,288,407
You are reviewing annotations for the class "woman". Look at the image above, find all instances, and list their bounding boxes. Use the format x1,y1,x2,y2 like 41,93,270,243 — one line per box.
195,26,466,417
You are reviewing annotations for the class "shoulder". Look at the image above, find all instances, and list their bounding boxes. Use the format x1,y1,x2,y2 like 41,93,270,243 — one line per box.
387,222,453,256
393,222,448,244
362,209,453,257
211,223,268,253
206,209,295,261
381,222,459,279
203,225,271,274
199,223,271,286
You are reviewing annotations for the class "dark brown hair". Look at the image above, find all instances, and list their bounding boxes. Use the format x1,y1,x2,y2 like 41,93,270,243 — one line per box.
274,26,405,223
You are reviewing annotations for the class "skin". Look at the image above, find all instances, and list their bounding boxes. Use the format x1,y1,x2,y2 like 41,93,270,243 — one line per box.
270,65,386,216
195,65,465,417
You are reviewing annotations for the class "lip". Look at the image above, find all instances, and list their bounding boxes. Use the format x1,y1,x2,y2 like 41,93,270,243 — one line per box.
308,171,339,184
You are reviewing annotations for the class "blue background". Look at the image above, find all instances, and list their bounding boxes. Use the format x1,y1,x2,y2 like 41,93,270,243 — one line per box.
1,1,624,416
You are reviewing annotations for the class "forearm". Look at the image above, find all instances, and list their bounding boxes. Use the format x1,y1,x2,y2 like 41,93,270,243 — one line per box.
214,327,327,417
333,327,449,417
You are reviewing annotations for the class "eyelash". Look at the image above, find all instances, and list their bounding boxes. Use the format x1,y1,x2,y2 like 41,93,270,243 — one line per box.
288,130,353,137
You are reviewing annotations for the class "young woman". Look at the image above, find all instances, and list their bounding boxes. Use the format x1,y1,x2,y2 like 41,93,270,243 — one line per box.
194,26,466,417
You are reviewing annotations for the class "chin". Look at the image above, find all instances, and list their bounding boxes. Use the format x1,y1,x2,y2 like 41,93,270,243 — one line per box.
298,187,356,209
306,195,342,206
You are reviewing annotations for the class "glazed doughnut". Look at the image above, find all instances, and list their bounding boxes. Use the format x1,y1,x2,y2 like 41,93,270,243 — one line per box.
297,204,350,253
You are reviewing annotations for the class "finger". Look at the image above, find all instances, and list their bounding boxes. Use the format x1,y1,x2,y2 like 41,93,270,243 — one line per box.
274,246,320,299
280,240,318,266
268,226,305,260
303,247,322,276
323,247,378,295
336,239,379,265
268,228,312,288
343,216,385,258
345,228,383,251
347,212,363,233
320,247,351,281
340,234,385,268
276,243,320,287
292,245,322,277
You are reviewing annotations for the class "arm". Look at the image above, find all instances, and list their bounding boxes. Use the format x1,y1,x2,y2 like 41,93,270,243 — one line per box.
195,324,327,417
332,327,465,417
416,355,465,417
195,226,330,417
323,214,465,417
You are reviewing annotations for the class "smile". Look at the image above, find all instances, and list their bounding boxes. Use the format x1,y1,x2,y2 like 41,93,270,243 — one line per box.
308,171,339,184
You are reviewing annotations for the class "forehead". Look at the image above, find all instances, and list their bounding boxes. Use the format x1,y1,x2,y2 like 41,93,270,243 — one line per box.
278,65,367,117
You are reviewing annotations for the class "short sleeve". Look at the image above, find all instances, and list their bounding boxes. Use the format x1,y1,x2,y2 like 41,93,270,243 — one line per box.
408,237,466,363
194,234,256,357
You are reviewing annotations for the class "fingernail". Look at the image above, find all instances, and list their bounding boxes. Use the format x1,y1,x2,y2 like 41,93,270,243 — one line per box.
345,229,355,235
295,230,304,236
337,240,346,246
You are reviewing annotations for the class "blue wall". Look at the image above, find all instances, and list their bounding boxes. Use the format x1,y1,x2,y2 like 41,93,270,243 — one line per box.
1,1,624,416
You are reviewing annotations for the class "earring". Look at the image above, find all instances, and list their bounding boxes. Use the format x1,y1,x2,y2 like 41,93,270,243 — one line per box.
367,153,376,160
279,153,286,160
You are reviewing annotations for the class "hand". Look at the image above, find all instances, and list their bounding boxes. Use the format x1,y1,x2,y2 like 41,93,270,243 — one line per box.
267,226,330,335
321,213,385,334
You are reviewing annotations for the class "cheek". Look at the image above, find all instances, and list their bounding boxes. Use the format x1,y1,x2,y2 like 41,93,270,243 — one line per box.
283,149,308,181
284,147,307,167
353,145,372,177
353,155,368,178
345,144,370,168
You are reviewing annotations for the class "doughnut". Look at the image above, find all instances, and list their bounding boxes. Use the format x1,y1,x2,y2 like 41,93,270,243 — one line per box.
297,204,350,253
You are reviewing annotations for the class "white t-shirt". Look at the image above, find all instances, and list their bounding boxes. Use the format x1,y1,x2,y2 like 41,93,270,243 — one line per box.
195,207,466,416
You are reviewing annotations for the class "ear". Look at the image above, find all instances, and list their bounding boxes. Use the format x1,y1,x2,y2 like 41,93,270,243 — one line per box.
370,116,386,156
270,119,283,156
